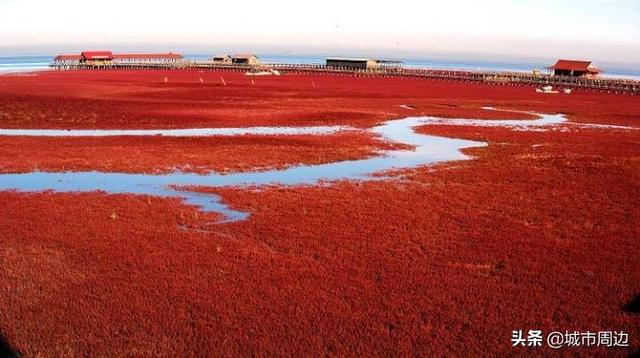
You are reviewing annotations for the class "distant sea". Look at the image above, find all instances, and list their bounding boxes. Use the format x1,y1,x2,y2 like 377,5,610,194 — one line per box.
2,54,639,80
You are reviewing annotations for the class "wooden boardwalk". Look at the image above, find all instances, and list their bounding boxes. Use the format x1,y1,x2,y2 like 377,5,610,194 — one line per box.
50,61,640,95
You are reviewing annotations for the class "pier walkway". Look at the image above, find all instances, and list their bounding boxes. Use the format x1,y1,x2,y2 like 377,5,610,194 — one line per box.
50,61,640,95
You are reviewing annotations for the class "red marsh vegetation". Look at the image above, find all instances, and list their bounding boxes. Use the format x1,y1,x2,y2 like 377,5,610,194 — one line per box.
0,70,638,356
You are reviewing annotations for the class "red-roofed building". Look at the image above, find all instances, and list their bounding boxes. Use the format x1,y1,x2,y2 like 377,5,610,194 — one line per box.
80,51,114,63
549,60,601,78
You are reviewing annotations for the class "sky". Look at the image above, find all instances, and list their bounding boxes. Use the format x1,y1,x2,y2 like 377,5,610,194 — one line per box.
0,0,638,65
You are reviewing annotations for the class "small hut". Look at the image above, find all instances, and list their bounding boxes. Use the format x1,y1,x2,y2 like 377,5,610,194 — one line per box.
53,54,83,65
549,60,601,78
231,54,261,66
326,58,382,70
211,54,232,65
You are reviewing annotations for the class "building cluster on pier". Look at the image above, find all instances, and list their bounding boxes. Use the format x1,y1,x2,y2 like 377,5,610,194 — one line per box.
50,51,637,94
53,51,403,70
54,51,183,66
211,54,261,66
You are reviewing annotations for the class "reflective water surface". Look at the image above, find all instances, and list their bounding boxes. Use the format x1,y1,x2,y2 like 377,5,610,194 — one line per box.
0,111,568,221
0,126,352,137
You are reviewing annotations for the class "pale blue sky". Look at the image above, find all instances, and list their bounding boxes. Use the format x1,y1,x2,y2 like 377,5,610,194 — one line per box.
0,0,638,63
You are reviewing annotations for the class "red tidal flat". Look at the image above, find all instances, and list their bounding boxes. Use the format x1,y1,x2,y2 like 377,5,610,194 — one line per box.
0,70,639,356
0,133,405,174
1,70,639,130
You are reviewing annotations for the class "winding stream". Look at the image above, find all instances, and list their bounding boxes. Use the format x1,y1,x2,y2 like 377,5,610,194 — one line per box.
0,109,568,222
0,125,352,137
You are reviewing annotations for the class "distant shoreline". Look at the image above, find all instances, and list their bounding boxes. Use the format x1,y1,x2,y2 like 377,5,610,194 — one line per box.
3,54,640,80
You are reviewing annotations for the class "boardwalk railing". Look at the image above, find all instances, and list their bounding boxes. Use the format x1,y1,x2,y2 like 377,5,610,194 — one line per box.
50,61,640,95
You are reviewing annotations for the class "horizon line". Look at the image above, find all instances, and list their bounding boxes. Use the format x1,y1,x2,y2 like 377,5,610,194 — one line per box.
2,49,640,71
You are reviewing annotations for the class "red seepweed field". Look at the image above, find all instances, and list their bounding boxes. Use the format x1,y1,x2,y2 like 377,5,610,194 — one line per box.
0,70,639,356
